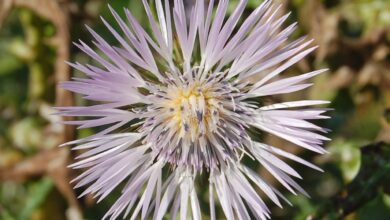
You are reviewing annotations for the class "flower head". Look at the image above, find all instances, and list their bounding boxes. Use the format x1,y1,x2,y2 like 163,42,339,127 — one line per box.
59,0,330,219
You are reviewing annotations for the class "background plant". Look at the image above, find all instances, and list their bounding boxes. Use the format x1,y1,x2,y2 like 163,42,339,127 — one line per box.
0,0,389,219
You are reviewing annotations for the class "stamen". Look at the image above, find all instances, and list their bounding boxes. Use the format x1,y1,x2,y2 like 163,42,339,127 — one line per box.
141,72,249,171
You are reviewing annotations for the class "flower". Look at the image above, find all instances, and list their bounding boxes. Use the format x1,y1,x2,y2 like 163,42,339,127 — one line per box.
59,0,330,219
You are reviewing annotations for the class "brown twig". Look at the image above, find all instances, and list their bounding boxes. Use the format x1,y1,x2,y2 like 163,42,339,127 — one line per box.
0,0,13,29
0,0,79,218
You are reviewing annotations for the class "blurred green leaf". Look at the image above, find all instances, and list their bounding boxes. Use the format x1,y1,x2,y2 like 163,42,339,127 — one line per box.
357,193,390,220
328,139,361,182
0,208,15,220
10,117,44,152
312,142,390,219
20,177,54,220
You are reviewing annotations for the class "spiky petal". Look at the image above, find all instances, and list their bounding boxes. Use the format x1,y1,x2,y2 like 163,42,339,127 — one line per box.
59,0,330,219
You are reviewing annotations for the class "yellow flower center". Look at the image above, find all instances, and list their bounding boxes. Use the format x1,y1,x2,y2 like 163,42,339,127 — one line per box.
164,83,220,142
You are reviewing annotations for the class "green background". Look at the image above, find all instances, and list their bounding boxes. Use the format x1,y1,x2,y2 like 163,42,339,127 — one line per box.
0,0,389,219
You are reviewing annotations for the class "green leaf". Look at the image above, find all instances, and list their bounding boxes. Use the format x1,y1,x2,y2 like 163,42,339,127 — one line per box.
19,177,54,220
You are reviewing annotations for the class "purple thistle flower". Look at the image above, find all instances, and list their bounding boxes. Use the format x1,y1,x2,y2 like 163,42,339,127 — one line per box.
59,0,330,219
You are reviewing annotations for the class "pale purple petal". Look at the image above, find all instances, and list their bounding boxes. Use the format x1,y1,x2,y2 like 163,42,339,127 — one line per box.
60,1,331,219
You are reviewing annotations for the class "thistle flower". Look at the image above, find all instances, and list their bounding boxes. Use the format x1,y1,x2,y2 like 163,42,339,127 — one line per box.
59,0,330,219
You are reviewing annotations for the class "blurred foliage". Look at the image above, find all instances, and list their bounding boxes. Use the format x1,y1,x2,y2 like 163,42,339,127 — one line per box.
0,0,389,220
